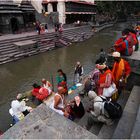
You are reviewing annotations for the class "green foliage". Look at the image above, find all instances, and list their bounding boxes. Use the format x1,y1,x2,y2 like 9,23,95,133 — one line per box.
95,1,140,17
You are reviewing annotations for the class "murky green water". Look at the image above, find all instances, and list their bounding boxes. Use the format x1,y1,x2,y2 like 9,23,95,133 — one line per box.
0,23,124,132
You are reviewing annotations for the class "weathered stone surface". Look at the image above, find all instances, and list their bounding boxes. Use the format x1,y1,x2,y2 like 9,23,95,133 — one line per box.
112,86,140,139
98,90,130,139
131,105,140,139
127,50,140,61
1,104,97,139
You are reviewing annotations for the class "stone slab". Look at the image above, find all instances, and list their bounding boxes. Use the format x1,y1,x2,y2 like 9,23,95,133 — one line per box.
1,104,97,139
112,86,140,139
14,40,37,47
131,105,140,139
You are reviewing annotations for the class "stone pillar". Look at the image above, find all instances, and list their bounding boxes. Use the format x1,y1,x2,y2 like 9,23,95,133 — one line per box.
48,3,53,13
30,0,43,13
57,1,66,24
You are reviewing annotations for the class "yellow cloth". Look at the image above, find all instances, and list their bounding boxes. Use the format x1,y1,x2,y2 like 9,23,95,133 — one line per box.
112,59,125,84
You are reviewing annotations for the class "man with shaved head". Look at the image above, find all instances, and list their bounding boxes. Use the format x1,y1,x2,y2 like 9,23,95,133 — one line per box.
50,87,69,117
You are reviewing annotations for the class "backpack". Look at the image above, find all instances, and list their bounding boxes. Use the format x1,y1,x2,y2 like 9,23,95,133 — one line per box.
100,96,123,119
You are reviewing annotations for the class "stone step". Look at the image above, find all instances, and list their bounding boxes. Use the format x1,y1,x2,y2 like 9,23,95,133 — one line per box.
0,27,90,45
0,43,55,64
98,90,131,139
0,26,92,65
1,104,97,139
130,105,140,139
0,28,90,49
112,86,140,139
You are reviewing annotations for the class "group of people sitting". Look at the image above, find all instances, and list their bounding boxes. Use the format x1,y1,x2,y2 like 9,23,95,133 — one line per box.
113,27,139,56
50,86,85,120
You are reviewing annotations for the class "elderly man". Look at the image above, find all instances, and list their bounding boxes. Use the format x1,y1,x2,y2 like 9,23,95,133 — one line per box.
9,94,32,124
41,78,52,94
74,61,84,83
112,52,131,94
50,87,69,117
85,91,113,130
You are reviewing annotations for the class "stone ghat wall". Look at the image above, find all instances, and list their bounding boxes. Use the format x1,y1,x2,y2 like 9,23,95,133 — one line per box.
1,104,97,139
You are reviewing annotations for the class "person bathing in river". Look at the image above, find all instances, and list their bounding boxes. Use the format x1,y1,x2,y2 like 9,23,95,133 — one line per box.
9,94,32,124
74,61,84,83
56,69,68,94
112,52,131,95
50,87,69,117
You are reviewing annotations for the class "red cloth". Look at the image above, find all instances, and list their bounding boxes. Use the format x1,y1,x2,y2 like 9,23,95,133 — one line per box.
114,37,133,56
58,81,68,94
129,32,137,45
123,60,131,77
114,38,126,55
36,87,49,101
98,69,113,85
31,88,40,97
98,69,114,96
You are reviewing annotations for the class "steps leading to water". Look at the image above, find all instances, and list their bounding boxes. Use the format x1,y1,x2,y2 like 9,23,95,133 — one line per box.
1,85,140,138
0,26,93,65
112,86,140,139
0,104,97,139
0,23,114,65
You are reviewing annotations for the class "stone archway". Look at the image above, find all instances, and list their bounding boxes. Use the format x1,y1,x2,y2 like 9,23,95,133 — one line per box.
10,17,19,34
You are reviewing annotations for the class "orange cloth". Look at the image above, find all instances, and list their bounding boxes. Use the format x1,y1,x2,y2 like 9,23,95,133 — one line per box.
98,69,114,96
99,69,113,84
112,59,124,84
112,59,131,85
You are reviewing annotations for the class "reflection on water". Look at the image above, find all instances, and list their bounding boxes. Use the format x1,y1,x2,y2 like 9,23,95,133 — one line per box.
0,24,123,132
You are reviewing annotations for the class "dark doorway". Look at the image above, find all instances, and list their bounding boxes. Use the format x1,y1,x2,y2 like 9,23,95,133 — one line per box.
52,2,57,12
10,17,19,34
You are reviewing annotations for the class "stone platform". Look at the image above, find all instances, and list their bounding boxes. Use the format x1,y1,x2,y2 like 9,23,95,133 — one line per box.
0,104,97,139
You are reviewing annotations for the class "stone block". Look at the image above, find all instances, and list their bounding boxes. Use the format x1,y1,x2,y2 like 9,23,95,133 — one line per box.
1,104,97,139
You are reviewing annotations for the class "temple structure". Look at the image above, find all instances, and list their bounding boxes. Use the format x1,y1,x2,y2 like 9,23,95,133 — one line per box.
42,0,96,24
0,0,35,34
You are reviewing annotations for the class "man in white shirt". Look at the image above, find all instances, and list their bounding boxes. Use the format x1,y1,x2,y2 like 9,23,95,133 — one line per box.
9,94,32,124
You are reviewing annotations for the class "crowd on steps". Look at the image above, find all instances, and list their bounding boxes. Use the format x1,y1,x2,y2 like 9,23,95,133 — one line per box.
2,24,139,136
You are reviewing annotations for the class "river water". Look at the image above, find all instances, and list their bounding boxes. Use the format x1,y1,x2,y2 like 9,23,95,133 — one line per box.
0,23,124,132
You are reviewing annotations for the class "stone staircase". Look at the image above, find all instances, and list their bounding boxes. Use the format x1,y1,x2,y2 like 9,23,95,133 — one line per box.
112,86,140,139
68,86,139,139
1,85,140,139
0,25,93,65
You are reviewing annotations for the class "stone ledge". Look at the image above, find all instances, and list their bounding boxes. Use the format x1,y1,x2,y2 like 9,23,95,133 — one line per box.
112,86,140,139
131,105,140,139
1,104,97,139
